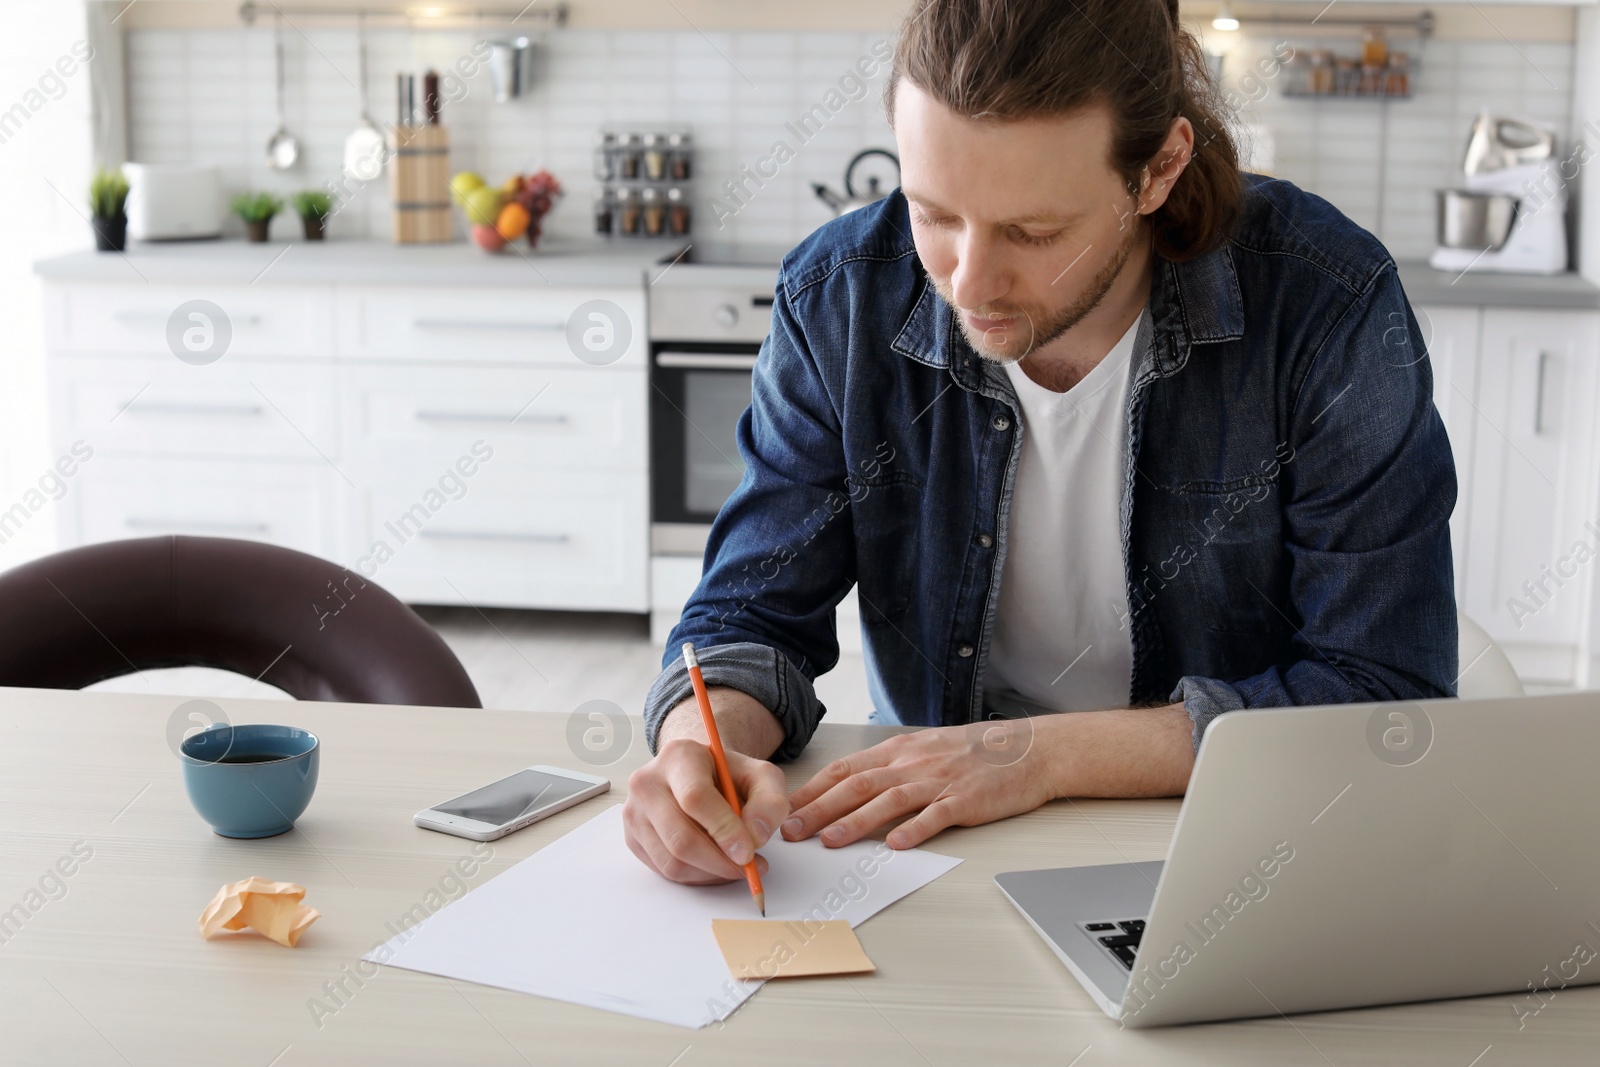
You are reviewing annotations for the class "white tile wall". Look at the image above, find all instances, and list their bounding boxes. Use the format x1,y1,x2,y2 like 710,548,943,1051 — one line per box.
125,26,1576,260
1221,34,1575,260
125,27,901,247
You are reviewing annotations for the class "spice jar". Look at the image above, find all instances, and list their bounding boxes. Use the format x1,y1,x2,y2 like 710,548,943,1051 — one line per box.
593,185,614,236
642,133,667,182
1385,52,1410,97
641,185,665,236
617,132,642,180
667,131,692,180
1308,50,1334,95
1361,28,1388,69
666,185,690,236
1334,56,1357,95
593,130,616,181
615,186,640,236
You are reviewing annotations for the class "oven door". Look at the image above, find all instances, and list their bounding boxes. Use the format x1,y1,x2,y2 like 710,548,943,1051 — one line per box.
650,345,758,530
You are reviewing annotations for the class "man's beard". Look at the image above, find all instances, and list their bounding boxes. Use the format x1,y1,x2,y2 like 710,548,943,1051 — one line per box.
939,221,1141,365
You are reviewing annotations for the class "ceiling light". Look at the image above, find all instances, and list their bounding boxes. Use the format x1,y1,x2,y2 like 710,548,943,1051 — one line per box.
1212,3,1240,31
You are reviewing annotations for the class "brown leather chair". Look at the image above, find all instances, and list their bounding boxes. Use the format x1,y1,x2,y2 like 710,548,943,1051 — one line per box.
0,535,480,708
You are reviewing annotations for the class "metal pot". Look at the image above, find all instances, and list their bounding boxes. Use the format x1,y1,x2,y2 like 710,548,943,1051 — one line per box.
1435,189,1518,251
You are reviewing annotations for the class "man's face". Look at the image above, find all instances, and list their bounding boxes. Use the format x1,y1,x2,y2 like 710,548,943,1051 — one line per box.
893,80,1145,364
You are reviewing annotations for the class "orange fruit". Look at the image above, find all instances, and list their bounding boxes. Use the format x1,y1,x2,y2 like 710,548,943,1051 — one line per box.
495,201,531,241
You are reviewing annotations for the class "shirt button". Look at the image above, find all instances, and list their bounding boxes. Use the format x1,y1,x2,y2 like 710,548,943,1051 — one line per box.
992,414,1011,431
957,643,975,658
977,533,993,548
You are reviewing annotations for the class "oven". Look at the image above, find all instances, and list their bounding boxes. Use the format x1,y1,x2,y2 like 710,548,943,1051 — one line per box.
647,250,782,555
650,342,761,530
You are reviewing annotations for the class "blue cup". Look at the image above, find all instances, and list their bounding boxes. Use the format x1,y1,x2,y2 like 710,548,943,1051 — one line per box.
179,723,320,839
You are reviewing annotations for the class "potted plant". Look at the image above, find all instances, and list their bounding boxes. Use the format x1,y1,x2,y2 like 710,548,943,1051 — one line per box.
89,168,130,252
292,190,332,240
230,191,283,243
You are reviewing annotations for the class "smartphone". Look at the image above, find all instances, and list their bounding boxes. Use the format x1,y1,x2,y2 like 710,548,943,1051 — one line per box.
413,765,611,841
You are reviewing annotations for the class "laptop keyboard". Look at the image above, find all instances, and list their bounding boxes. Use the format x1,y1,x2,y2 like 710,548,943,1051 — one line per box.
1081,918,1146,970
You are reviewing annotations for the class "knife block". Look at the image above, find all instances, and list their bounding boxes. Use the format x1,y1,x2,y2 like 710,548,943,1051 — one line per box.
389,124,452,243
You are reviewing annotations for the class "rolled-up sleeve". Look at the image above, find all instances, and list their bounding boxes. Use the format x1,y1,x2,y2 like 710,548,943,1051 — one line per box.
642,268,857,762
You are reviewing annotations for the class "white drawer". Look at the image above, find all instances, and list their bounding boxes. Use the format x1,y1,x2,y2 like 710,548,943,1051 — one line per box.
64,457,339,560
344,469,647,611
334,285,647,368
44,283,333,359
51,357,339,461
339,364,644,473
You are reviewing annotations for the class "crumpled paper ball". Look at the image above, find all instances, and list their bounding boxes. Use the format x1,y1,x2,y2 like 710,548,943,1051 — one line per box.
199,876,320,947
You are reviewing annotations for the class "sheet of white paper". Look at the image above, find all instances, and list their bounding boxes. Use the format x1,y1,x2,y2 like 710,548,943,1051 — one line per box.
364,803,962,1028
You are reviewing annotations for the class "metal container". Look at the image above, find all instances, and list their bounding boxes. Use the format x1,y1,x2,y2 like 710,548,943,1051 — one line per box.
485,37,533,102
1435,189,1518,251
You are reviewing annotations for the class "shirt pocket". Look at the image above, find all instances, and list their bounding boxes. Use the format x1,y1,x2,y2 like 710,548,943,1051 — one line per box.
1169,477,1291,638
850,474,922,625
1173,475,1280,547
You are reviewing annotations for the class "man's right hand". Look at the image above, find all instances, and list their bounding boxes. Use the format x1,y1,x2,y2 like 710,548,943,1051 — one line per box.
622,687,790,885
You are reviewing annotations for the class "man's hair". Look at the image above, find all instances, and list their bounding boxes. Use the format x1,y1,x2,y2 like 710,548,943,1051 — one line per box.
885,0,1243,261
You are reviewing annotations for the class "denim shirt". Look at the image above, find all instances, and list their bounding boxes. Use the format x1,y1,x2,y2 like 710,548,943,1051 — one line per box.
645,174,1458,761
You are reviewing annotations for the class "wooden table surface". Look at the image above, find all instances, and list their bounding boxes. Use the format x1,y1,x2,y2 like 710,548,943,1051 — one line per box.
3,686,1598,1066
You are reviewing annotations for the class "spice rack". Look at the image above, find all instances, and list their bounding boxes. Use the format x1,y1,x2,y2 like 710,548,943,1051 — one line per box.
1283,29,1419,100
592,128,694,240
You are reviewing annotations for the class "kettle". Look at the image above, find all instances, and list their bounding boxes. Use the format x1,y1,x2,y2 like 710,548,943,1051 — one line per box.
813,148,901,216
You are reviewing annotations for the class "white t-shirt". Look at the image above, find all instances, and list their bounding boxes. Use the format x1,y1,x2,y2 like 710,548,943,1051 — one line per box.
982,312,1143,718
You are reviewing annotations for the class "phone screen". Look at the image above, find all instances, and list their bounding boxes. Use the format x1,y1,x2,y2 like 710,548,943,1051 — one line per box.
434,769,593,826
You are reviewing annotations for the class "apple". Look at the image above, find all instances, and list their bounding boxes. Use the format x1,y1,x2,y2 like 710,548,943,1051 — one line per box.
471,223,506,252
449,171,486,206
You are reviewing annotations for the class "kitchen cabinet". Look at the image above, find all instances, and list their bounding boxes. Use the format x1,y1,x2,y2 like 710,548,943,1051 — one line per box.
39,271,652,615
1464,309,1600,683
1415,303,1600,687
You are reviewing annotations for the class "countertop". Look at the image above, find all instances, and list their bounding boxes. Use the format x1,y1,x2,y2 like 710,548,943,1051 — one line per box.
32,235,695,288
36,241,1600,310
1394,258,1600,310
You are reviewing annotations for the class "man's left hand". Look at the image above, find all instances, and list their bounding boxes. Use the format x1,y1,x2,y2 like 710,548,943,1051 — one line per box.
779,705,1194,849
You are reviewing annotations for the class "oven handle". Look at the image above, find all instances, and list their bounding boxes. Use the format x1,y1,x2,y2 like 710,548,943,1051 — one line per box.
654,351,759,370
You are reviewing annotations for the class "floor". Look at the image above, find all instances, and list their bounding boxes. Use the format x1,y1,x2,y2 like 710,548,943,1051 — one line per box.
87,607,880,726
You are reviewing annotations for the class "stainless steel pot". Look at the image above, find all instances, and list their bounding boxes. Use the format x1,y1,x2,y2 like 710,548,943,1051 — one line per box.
1435,189,1518,251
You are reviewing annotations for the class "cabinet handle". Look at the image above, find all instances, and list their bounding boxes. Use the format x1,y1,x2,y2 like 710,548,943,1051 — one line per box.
419,529,570,544
1535,351,1549,435
124,402,265,418
654,351,759,370
410,318,565,332
414,410,568,425
114,312,262,327
124,518,270,533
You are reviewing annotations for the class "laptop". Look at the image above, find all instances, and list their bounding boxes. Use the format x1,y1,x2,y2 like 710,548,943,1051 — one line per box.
995,692,1600,1028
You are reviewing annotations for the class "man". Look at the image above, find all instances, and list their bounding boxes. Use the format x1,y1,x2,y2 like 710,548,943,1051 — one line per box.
622,0,1457,887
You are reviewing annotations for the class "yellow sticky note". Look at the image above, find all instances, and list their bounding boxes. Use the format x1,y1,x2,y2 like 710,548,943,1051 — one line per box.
199,876,320,948
711,919,876,980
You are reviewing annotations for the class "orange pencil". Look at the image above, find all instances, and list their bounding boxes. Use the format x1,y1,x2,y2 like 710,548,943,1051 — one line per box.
682,642,766,915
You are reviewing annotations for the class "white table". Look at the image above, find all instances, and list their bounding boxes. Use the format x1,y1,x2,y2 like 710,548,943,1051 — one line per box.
3,687,1598,1065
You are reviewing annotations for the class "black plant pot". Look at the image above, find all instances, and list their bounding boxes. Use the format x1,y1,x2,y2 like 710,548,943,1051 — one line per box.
92,212,127,252
302,215,325,240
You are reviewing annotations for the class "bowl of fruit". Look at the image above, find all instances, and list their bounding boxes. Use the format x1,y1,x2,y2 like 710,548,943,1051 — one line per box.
449,169,564,253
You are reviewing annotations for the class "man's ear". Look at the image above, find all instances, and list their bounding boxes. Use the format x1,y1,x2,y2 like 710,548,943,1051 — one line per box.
1136,117,1196,215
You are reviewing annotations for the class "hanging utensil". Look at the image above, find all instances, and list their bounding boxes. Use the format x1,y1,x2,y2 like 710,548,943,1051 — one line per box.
266,11,300,169
343,12,385,182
